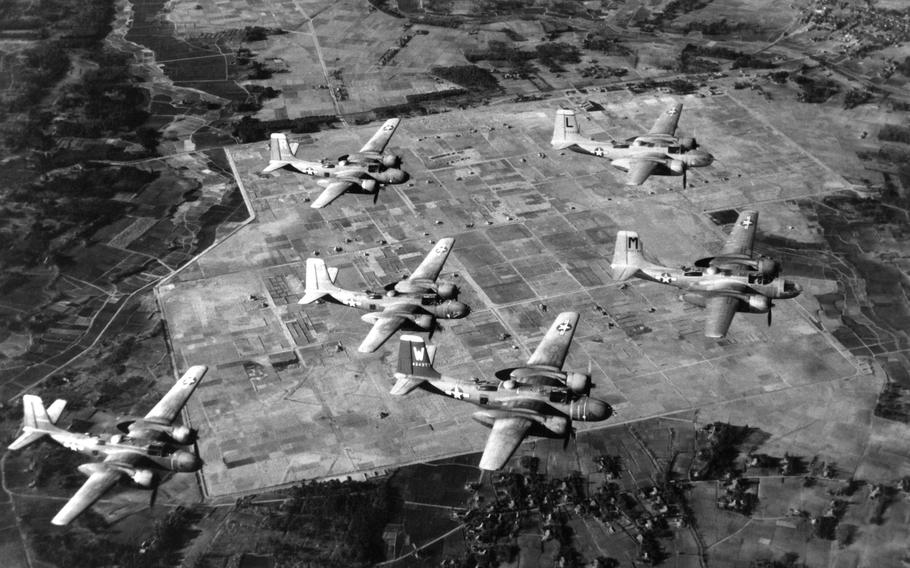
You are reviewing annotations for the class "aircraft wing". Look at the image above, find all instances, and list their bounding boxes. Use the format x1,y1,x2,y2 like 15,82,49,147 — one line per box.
704,295,739,339
51,467,123,526
359,307,417,353
359,118,401,153
143,366,208,426
408,237,455,282
526,312,580,369
311,180,356,209
478,416,534,471
720,210,758,258
625,158,659,186
648,103,683,135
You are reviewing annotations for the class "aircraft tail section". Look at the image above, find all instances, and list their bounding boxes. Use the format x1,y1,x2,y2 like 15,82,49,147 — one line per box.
8,395,66,450
298,258,342,304
391,335,439,395
611,230,660,281
262,133,295,173
551,109,585,149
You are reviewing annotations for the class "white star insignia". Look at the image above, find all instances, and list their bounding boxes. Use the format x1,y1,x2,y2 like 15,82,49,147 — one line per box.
556,321,573,335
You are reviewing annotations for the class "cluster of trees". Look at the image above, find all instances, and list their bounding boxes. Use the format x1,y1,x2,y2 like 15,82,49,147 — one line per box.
261,479,401,566
29,506,203,568
465,41,581,74
678,44,776,73
793,74,840,103
691,422,760,479
878,124,910,145
430,65,501,92
642,0,711,31
2,165,157,269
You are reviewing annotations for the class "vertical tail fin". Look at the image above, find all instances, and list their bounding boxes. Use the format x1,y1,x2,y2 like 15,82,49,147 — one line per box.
611,230,655,281
551,109,583,149
8,395,66,450
262,133,294,173
298,258,342,304
390,335,439,395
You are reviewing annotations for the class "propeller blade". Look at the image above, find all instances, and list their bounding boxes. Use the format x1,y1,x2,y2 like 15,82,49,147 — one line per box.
683,167,687,189
149,482,159,509
767,306,773,327
563,424,576,450
373,187,380,204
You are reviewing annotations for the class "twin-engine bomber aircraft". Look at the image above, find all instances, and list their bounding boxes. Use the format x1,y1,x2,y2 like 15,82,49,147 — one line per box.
299,237,469,353
611,210,803,338
391,312,612,471
8,365,208,526
263,118,409,208
550,103,713,187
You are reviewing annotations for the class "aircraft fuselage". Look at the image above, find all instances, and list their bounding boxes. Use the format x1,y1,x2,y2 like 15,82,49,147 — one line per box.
324,287,469,321
634,265,802,301
283,157,408,185
47,430,201,473
415,372,612,431
568,141,713,171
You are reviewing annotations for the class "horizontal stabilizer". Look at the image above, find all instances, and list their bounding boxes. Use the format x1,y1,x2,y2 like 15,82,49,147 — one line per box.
8,431,46,451
390,376,425,396
262,161,290,174
8,394,66,450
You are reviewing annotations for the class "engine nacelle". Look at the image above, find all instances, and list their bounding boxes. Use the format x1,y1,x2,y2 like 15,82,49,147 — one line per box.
678,137,696,150
360,178,378,192
121,419,195,444
436,282,457,300
410,314,434,329
742,294,770,313
682,293,708,308
756,257,781,278
381,154,400,168
130,469,155,487
565,372,591,395
668,159,685,174
537,414,570,437
433,300,469,319
569,398,612,421
170,425,192,444
394,280,429,294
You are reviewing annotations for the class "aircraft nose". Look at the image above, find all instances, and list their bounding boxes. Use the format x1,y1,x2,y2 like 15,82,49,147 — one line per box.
396,170,409,184
701,151,714,165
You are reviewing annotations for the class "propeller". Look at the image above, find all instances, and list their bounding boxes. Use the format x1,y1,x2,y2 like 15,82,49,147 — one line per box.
563,424,577,450
767,301,775,327
373,185,380,205
682,166,687,190
149,481,159,510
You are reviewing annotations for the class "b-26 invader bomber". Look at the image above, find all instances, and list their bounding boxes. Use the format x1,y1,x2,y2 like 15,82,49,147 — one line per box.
391,313,612,471
299,237,469,353
551,103,713,187
263,118,409,208
8,365,208,526
611,210,803,338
